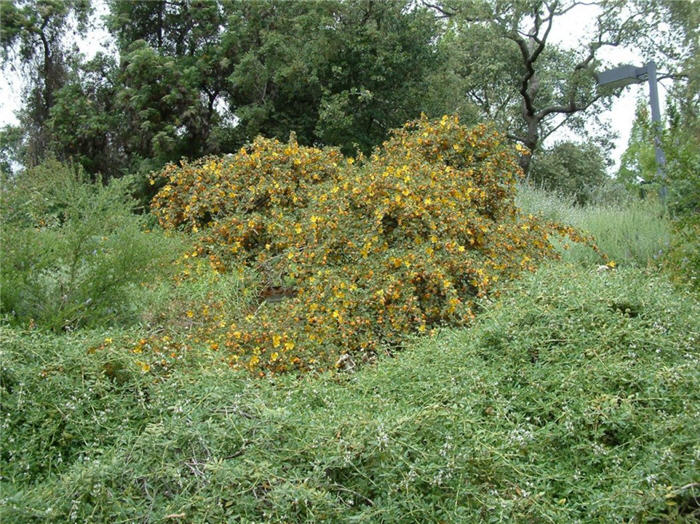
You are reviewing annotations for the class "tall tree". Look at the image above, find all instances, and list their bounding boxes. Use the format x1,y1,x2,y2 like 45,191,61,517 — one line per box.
106,0,234,173
312,0,439,153
22,0,440,180
0,0,91,167
423,0,666,174
223,0,439,154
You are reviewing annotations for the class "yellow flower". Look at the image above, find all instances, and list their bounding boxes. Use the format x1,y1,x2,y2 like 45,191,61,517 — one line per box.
284,341,295,350
270,352,279,362
273,335,282,348
186,310,194,318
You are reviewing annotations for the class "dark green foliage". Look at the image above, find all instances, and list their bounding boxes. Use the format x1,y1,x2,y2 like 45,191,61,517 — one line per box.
311,1,438,154
0,0,92,169
107,0,439,158
46,53,127,177
3,0,440,180
530,141,611,205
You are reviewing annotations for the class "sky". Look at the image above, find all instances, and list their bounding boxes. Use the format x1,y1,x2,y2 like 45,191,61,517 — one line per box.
0,1,668,172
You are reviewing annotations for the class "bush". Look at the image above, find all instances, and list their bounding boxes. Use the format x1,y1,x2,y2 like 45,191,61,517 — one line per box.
529,141,610,205
615,104,699,290
150,116,601,374
0,159,180,331
664,125,700,291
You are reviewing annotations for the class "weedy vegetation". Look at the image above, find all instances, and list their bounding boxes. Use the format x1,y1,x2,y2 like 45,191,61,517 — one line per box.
1,266,698,521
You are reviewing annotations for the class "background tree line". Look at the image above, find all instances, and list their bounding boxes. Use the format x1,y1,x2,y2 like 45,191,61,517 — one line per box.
0,0,696,205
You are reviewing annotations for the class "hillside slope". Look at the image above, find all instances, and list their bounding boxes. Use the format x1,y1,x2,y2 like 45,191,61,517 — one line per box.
2,264,698,522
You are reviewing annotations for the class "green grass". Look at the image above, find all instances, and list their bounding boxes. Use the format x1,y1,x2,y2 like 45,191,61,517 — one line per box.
516,183,671,268
2,264,698,522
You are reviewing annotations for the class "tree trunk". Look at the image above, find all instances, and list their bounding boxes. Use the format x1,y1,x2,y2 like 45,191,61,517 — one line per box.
519,114,539,178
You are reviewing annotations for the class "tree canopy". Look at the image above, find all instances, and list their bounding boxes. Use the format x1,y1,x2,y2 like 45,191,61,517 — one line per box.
0,0,696,186
421,0,682,173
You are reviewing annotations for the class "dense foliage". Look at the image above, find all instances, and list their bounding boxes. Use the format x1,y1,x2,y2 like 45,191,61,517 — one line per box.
150,116,601,374
1,0,440,179
529,141,610,204
617,102,699,290
2,265,697,521
3,0,694,189
0,159,180,331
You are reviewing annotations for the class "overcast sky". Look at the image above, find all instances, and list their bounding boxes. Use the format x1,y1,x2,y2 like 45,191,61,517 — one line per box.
0,1,667,172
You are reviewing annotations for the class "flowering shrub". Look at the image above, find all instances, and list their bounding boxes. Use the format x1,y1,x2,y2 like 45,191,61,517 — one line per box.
150,116,600,373
151,134,345,270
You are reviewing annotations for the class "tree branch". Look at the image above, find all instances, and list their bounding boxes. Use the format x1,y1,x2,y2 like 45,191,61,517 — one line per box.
537,94,599,119
507,132,527,144
421,1,457,19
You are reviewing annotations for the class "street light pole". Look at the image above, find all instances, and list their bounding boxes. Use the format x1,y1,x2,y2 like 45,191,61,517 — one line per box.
596,61,667,205
645,61,668,203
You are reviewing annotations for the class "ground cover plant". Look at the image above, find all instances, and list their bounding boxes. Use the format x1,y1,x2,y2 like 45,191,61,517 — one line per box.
1,264,698,521
149,116,602,374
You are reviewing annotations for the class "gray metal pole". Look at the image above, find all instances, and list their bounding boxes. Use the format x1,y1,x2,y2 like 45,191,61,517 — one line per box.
646,61,667,204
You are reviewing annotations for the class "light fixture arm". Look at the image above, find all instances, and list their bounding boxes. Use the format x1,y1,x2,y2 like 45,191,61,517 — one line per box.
596,61,666,205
